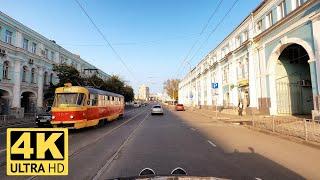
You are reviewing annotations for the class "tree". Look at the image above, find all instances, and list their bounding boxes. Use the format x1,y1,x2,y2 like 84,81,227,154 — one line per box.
103,75,125,94
122,85,134,102
46,65,134,102
163,79,180,100
52,64,83,86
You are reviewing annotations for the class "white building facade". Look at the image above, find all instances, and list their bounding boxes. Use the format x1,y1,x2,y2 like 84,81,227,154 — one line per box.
0,11,109,116
138,85,150,101
179,0,320,118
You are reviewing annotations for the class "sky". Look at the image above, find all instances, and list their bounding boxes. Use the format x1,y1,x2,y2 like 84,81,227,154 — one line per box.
0,0,262,94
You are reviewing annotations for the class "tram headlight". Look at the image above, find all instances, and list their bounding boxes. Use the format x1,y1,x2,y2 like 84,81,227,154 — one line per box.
70,115,74,119
52,116,55,119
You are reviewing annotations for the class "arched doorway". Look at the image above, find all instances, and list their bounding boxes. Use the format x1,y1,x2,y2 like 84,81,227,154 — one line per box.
0,89,10,115
21,91,36,113
275,44,313,115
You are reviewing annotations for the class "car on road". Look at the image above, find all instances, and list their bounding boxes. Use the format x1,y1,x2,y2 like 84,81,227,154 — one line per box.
175,104,185,111
35,107,52,127
151,105,164,115
133,102,141,108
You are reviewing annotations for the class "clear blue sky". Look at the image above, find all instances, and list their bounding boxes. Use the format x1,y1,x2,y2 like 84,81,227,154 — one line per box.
0,0,262,94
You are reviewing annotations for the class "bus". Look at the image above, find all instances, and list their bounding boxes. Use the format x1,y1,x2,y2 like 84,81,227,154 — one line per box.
51,83,125,129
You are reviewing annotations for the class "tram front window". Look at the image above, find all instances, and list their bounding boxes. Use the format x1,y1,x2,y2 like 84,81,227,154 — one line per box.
54,93,84,107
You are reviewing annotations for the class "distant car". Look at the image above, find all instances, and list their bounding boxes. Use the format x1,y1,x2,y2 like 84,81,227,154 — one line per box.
133,102,141,108
151,105,164,115
175,104,185,111
36,107,52,127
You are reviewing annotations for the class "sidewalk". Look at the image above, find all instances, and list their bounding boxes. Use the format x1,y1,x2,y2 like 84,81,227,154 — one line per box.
0,114,35,128
186,107,320,144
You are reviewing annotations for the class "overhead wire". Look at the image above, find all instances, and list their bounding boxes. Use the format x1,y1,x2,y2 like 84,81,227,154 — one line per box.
174,0,224,78
73,0,138,83
181,0,240,77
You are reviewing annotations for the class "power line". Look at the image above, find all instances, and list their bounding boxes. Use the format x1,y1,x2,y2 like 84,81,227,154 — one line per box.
181,0,240,77
174,0,224,78
74,0,137,83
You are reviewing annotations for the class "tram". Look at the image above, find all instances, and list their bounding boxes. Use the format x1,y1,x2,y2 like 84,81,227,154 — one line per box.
51,83,125,129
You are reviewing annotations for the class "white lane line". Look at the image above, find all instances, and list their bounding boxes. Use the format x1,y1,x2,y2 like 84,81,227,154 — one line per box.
255,178,262,180
207,140,217,147
92,113,150,180
190,127,196,131
0,148,6,153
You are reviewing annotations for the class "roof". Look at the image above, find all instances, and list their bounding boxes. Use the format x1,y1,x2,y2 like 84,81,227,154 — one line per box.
87,87,124,98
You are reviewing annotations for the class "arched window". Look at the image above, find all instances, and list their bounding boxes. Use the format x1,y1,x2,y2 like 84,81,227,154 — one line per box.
2,61,9,79
31,68,36,83
22,66,28,82
50,73,53,84
44,72,48,85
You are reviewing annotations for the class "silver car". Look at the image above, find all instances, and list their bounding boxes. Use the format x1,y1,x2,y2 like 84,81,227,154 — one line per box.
151,105,164,115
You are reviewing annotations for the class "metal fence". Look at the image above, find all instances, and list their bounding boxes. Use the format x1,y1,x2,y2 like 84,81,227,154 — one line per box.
251,116,320,143
0,113,36,127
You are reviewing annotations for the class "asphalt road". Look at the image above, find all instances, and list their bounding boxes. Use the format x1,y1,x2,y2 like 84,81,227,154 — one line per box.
1,104,318,179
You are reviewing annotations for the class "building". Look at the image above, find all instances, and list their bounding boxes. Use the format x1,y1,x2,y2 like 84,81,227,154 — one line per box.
0,11,110,117
179,0,320,118
138,85,150,101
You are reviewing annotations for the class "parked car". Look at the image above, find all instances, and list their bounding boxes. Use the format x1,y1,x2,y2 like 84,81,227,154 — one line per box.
175,104,185,111
35,106,52,127
133,102,141,108
151,105,164,115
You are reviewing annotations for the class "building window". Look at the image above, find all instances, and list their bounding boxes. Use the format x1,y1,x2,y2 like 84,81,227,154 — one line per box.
295,0,303,9
277,1,286,21
50,51,55,60
256,20,262,32
50,73,53,84
243,31,248,41
236,36,241,48
266,11,273,28
23,38,29,50
22,66,28,82
2,61,9,79
222,66,229,84
44,72,48,85
5,30,13,44
31,68,36,83
31,42,37,54
44,49,49,59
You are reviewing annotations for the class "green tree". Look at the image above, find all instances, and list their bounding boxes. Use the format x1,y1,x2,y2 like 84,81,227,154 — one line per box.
46,65,134,102
103,75,125,94
52,64,83,86
121,85,134,102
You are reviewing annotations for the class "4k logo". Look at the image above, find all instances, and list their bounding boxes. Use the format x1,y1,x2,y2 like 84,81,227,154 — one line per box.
7,128,68,176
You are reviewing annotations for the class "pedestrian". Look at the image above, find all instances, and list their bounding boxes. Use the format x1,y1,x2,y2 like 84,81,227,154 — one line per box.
238,100,243,116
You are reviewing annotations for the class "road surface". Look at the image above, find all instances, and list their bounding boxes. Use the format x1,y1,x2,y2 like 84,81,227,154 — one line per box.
1,104,319,179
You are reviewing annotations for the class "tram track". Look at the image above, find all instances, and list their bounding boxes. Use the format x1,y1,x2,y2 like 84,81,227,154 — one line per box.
24,107,149,180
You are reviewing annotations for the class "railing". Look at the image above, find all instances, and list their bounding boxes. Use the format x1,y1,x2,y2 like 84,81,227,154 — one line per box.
251,116,320,143
0,113,36,127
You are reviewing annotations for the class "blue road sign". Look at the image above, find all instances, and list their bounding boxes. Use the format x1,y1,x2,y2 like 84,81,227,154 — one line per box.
212,83,218,89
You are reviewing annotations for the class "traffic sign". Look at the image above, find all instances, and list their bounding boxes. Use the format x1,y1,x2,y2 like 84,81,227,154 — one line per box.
212,83,218,89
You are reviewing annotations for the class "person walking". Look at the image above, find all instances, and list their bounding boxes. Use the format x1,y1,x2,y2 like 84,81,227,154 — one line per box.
238,99,243,116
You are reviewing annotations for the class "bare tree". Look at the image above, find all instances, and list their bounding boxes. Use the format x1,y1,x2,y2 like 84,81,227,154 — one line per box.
163,79,180,100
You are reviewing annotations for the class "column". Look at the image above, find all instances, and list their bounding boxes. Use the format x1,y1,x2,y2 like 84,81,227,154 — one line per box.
216,64,223,106
37,67,44,107
311,13,320,109
248,45,258,108
12,60,21,108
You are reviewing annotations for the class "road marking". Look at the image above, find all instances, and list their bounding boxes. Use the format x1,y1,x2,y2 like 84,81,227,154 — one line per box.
92,113,150,180
26,108,148,180
207,140,217,147
0,148,6,153
190,128,196,131
255,178,262,180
